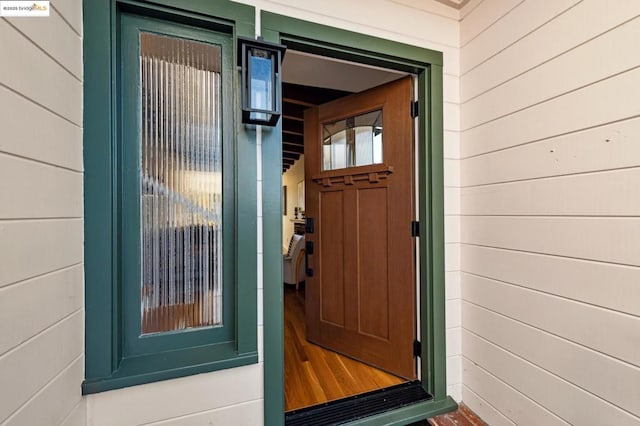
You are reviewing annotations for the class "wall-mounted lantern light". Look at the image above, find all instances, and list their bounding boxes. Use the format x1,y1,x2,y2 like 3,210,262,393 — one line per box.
237,36,287,126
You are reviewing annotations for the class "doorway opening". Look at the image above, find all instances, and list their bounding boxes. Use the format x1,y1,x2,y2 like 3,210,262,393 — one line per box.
280,50,423,414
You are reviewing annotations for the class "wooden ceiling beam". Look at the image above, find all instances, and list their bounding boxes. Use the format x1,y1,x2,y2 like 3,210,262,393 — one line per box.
283,152,300,160
283,83,352,105
283,118,304,135
283,97,315,107
283,114,303,122
283,133,303,145
283,102,306,119
283,143,303,154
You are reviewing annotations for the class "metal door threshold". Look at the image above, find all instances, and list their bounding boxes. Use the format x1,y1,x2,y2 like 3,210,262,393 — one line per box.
285,381,432,426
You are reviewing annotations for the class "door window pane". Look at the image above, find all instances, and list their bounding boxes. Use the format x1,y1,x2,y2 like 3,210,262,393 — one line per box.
322,109,382,170
140,32,223,334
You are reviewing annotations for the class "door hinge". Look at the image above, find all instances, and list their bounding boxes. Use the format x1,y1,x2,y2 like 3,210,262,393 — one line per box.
411,220,420,237
413,340,422,357
410,101,419,118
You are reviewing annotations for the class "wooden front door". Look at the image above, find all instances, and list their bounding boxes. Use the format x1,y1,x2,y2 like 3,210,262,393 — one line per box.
304,76,416,379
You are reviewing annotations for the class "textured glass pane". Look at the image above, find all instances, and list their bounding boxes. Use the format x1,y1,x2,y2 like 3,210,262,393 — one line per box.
249,49,273,122
322,109,382,170
140,32,223,334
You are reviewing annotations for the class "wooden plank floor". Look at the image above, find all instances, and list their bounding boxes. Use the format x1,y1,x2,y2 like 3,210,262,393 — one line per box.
284,287,406,412
427,404,487,426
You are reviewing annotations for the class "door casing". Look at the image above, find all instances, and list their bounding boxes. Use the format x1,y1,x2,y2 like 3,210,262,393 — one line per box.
261,11,457,425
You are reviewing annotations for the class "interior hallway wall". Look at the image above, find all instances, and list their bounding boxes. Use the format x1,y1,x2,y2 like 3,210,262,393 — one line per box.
459,0,640,424
0,1,86,424
282,155,305,247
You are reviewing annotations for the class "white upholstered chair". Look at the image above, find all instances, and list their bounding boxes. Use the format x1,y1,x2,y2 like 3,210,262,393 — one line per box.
283,234,306,289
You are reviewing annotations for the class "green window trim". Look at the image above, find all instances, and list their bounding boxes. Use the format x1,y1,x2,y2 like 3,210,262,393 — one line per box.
82,0,257,394
260,12,456,425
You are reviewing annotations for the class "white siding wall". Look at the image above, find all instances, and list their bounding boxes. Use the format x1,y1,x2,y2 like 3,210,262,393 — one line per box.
0,1,85,425
459,0,640,424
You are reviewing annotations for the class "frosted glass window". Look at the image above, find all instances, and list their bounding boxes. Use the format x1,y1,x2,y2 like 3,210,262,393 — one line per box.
322,110,382,170
140,32,223,334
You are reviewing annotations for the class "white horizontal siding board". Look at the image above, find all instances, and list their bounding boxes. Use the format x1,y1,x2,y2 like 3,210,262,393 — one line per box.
447,383,461,402
441,47,460,77
461,245,640,317
462,357,569,426
145,400,263,426
461,117,640,187
462,16,640,130
445,242,460,271
460,0,524,46
51,0,83,36
443,158,460,188
446,299,461,328
0,154,83,219
462,385,517,426
462,273,640,368
461,0,640,102
446,327,461,357
444,187,461,215
447,355,462,385
0,85,82,171
3,355,84,426
388,0,459,20
445,215,460,243
445,271,461,300
86,363,263,426
461,216,640,266
0,311,83,423
460,0,580,74
461,168,640,216
0,219,83,287
443,74,459,104
463,330,640,426
461,66,640,158
443,102,460,132
463,302,640,417
240,0,460,75
6,7,83,80
60,400,86,426
443,130,460,160
0,265,83,355
255,0,459,47
0,19,82,125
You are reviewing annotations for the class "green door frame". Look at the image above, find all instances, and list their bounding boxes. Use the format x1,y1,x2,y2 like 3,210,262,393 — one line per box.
260,12,457,426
